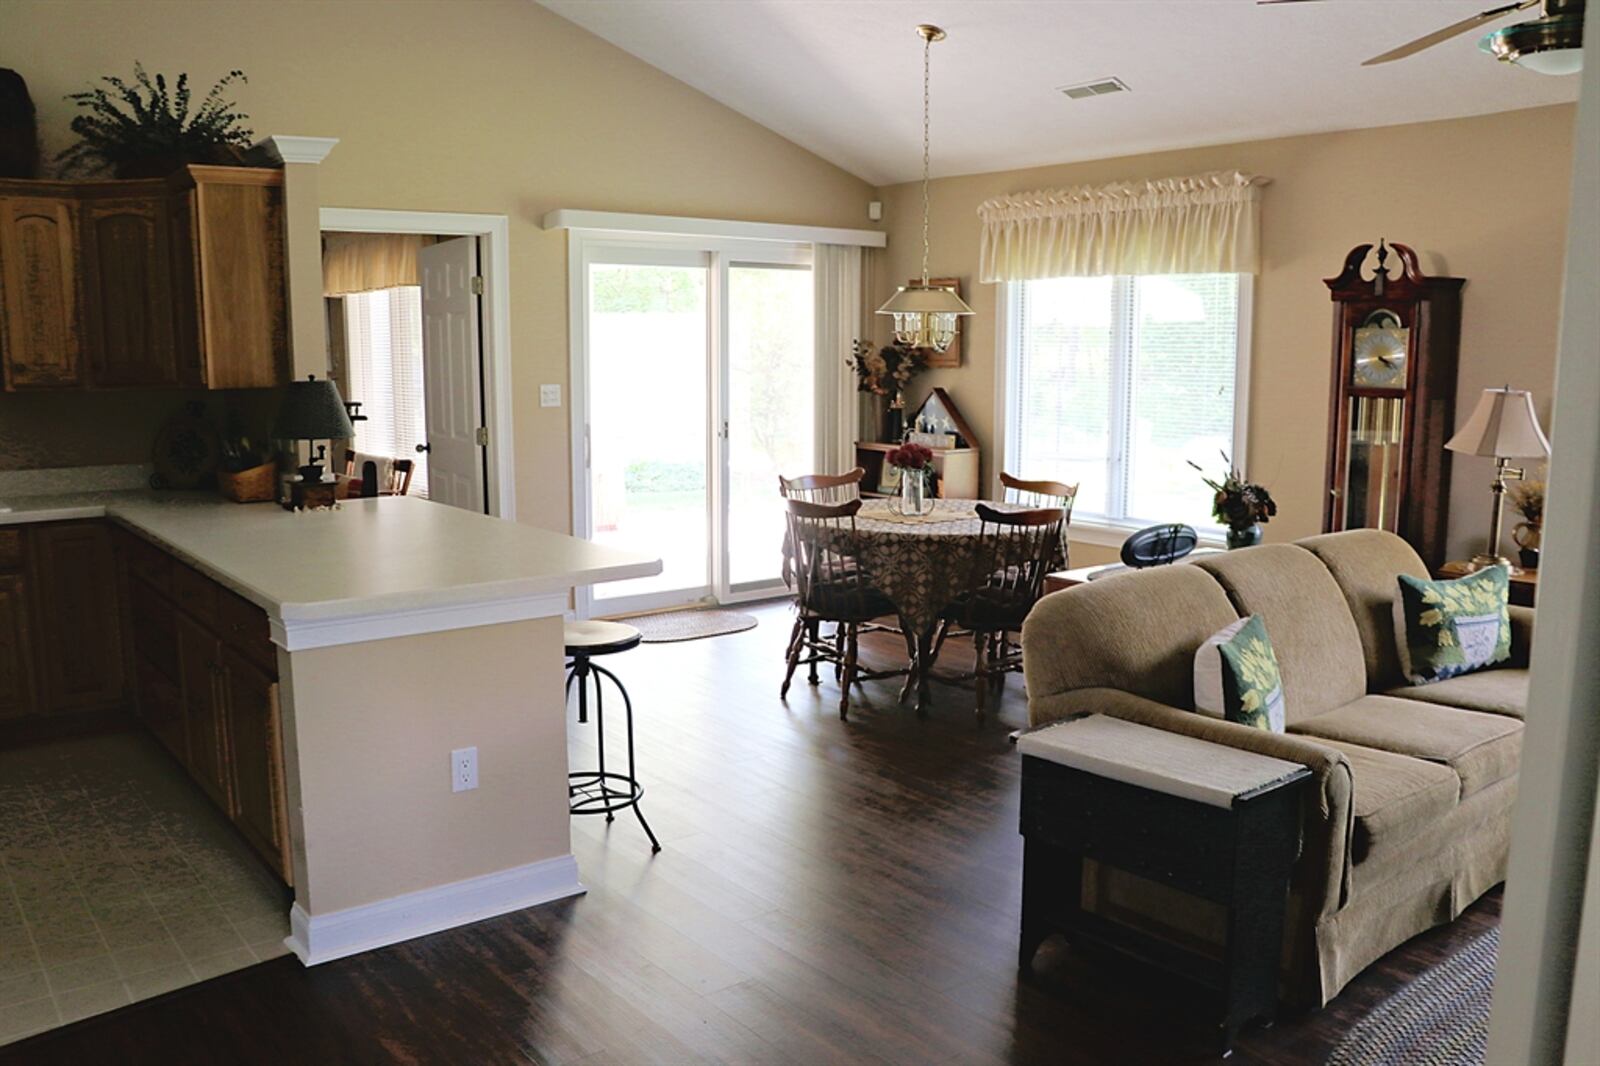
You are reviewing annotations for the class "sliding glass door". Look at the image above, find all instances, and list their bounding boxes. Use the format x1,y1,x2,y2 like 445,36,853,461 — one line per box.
587,253,712,610
579,242,813,616
725,263,814,591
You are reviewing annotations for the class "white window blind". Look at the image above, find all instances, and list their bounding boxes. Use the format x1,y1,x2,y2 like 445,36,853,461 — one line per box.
1007,273,1243,532
344,286,429,499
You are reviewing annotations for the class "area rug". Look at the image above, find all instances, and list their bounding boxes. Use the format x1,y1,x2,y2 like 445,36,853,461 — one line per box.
1326,927,1498,1066
615,608,759,643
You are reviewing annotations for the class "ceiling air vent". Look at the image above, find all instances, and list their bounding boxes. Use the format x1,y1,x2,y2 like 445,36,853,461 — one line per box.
1057,77,1130,100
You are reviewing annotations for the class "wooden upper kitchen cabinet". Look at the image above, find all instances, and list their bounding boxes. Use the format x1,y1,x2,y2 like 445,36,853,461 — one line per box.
78,183,179,387
0,188,83,389
168,165,289,389
29,521,125,713
0,165,289,392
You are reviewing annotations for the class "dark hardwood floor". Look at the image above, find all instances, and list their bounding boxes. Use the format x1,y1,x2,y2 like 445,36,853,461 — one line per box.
2,600,1500,1065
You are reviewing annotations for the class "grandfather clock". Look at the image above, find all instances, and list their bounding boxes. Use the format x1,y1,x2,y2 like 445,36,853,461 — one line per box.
1323,241,1464,568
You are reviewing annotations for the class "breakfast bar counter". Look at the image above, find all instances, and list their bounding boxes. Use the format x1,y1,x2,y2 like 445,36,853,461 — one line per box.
0,490,660,966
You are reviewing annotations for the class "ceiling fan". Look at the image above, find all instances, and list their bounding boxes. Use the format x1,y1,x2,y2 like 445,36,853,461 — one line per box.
1259,0,1585,74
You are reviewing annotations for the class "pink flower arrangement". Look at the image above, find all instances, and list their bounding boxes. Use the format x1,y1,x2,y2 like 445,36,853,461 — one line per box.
886,442,934,471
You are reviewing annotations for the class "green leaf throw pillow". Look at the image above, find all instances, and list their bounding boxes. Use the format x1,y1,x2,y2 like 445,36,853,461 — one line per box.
1195,615,1285,732
1393,566,1511,685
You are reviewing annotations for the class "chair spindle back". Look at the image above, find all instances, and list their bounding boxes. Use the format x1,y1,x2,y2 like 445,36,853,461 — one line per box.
785,498,875,619
779,467,865,505
1000,472,1078,522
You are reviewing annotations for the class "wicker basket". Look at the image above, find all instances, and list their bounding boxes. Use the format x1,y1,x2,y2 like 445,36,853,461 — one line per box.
217,462,278,503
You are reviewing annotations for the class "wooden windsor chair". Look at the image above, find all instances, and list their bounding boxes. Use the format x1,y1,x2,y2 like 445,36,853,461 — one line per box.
940,503,1064,719
780,498,898,720
1000,472,1078,516
343,450,415,496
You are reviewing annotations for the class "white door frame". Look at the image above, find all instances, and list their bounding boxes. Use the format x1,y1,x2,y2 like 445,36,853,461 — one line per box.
566,230,812,618
320,208,515,521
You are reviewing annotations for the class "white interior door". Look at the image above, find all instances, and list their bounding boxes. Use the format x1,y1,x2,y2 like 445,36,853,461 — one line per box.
419,237,486,512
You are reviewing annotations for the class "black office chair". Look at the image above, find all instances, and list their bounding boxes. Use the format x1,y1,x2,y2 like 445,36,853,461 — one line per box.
1119,523,1199,569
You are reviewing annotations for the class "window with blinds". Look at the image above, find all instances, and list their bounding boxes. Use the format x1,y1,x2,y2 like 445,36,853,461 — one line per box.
343,286,429,499
1006,273,1244,531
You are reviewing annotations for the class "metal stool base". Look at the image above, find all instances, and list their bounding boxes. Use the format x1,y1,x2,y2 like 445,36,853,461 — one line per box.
566,654,660,853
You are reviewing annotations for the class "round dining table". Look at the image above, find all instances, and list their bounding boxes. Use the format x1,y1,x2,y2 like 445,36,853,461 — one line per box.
816,497,1063,709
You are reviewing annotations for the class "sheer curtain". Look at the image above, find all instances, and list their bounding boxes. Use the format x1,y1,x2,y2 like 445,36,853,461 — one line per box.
978,170,1270,282
343,287,429,498
812,244,864,475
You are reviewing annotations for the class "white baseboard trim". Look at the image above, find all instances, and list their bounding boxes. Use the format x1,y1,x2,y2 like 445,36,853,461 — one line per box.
284,854,584,966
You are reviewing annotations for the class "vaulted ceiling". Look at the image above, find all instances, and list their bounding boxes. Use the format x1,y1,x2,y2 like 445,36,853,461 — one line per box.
538,0,1580,185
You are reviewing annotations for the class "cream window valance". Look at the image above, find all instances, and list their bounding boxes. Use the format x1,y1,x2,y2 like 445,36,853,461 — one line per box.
977,170,1270,282
322,232,434,296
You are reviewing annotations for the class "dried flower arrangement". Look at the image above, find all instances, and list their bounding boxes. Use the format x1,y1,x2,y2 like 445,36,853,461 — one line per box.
848,340,925,397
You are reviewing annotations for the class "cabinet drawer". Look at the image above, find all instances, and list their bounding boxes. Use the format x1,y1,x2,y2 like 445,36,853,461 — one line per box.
0,530,22,571
173,563,218,624
218,589,275,675
124,535,173,593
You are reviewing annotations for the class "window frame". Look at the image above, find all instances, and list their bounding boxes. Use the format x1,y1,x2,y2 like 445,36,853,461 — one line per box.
994,272,1254,546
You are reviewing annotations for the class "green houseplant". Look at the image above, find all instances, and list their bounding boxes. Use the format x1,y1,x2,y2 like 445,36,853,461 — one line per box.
58,64,254,178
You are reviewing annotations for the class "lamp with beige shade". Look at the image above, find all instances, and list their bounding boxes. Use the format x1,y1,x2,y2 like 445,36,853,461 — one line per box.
1445,386,1551,570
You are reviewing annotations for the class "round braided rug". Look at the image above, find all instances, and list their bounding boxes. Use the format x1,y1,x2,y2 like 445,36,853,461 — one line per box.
614,608,759,643
1326,926,1497,1066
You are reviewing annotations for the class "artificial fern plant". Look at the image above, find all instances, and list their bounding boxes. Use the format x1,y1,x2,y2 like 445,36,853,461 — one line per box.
58,64,253,178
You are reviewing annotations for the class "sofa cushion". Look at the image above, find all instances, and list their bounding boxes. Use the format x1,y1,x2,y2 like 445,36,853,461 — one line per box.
1024,565,1240,710
1289,695,1522,798
1298,530,1431,690
1193,615,1286,732
1382,668,1529,720
1194,545,1368,725
1316,738,1460,865
1393,568,1512,684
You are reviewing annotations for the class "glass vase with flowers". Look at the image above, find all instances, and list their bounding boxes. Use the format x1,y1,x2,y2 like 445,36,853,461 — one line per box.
1188,453,1278,549
887,442,935,516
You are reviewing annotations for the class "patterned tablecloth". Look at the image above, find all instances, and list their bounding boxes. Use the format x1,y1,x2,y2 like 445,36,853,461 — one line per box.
831,498,1057,634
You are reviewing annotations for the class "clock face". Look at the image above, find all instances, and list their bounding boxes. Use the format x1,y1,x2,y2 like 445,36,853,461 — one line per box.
1352,322,1408,389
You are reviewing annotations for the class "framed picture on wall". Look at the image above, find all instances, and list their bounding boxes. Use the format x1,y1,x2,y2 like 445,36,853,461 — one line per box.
910,277,963,368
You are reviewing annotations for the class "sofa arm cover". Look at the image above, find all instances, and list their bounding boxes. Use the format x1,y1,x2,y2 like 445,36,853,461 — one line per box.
1508,604,1536,669
1028,687,1356,921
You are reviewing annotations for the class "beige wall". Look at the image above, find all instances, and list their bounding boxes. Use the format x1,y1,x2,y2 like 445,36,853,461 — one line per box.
4,0,876,520
279,616,566,915
874,106,1576,563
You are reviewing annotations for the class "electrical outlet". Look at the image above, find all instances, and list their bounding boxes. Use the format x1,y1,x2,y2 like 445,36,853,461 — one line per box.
540,384,561,408
451,747,478,792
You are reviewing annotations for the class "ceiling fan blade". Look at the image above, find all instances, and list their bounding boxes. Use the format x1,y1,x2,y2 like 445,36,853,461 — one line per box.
1361,0,1540,66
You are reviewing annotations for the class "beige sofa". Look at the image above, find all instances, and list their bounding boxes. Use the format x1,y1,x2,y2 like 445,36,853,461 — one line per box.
1021,529,1530,1007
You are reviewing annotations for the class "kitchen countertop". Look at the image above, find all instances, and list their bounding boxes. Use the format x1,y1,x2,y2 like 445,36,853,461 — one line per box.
0,491,660,651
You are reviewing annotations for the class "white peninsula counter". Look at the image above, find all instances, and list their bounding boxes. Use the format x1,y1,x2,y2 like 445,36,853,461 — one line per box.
0,491,659,964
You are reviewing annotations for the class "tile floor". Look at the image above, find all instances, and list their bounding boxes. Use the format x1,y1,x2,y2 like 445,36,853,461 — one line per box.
0,731,290,1045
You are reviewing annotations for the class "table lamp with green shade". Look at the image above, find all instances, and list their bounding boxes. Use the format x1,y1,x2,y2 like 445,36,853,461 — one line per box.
1444,386,1550,570
273,374,355,485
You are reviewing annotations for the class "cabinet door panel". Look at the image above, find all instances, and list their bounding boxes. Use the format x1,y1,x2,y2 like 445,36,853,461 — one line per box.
222,647,290,882
134,657,185,762
82,195,177,387
0,196,82,389
189,174,287,388
177,612,231,812
30,522,125,712
0,573,35,719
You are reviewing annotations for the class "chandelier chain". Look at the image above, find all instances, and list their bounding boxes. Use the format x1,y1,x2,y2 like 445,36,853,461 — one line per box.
920,32,932,286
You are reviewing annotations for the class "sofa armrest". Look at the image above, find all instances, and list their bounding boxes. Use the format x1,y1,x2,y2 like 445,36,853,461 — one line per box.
1508,604,1535,669
1028,687,1356,923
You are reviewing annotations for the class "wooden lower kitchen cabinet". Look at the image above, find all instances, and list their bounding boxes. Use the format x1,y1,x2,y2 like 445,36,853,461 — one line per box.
122,529,293,885
222,645,292,880
0,571,34,720
30,521,125,712
176,608,233,813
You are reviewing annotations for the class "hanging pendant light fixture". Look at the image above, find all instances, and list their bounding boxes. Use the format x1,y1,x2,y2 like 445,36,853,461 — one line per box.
877,23,973,353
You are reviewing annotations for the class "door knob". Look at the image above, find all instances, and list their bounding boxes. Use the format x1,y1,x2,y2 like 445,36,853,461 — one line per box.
416,443,431,453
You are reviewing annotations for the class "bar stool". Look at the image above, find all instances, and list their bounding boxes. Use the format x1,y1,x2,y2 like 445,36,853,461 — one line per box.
564,620,660,853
